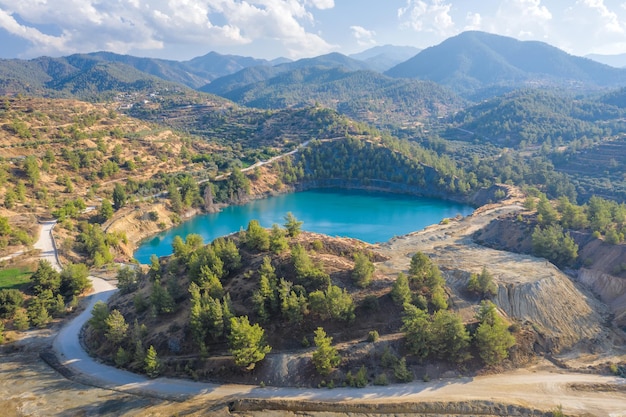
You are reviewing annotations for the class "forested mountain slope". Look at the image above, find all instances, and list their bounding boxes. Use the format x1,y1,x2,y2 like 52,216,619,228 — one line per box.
202,66,465,127
386,31,626,99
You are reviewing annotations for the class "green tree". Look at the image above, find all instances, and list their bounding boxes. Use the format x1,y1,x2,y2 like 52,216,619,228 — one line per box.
391,272,412,306
309,284,354,322
311,327,340,376
244,220,270,251
23,155,40,186
105,309,129,345
60,263,91,297
144,345,161,377
467,267,497,298
150,280,175,314
89,300,109,333
269,224,289,253
112,183,127,210
409,252,431,285
532,225,578,268
474,301,516,366
352,252,375,288
228,316,271,369
117,266,138,294
430,310,470,363
402,304,431,360
0,289,24,319
27,297,51,328
13,308,30,330
99,199,114,221
536,195,558,226
284,212,303,237
31,260,61,295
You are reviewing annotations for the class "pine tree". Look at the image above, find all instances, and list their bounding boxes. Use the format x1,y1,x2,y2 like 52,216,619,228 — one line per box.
391,273,412,306
144,345,161,377
228,316,271,369
311,327,340,376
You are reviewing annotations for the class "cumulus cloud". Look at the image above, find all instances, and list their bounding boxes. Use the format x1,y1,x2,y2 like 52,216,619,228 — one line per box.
398,0,455,35
464,12,482,31
0,0,336,58
494,0,552,39
306,0,334,10
560,0,626,54
350,25,376,47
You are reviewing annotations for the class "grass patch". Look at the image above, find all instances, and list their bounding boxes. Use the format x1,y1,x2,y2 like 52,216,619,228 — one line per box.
0,267,32,290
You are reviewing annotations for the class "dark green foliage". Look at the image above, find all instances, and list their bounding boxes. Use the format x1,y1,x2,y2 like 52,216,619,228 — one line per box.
212,237,241,274
284,212,303,237
309,284,355,322
89,300,109,333
474,301,516,366
0,289,24,319
27,296,51,328
23,155,40,186
290,244,330,289
430,310,471,363
75,223,113,266
269,224,289,253
312,327,340,376
402,304,431,360
402,304,470,363
116,266,138,294
467,267,497,298
244,220,270,251
393,357,413,382
144,345,161,377
60,263,91,297
99,199,114,221
105,309,129,345
228,316,271,369
391,272,412,307
352,252,374,288
150,280,175,315
30,260,61,295
532,225,578,267
345,365,368,388
112,183,127,210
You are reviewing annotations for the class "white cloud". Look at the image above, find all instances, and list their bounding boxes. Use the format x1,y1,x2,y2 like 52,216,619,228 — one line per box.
0,0,336,59
350,25,376,47
398,0,455,35
493,0,552,39
306,0,334,10
559,0,626,54
464,12,482,31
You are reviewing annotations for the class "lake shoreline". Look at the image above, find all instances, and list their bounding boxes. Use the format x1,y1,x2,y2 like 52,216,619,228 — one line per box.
132,183,479,264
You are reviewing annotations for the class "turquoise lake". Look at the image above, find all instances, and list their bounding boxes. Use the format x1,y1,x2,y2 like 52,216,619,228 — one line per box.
134,188,474,264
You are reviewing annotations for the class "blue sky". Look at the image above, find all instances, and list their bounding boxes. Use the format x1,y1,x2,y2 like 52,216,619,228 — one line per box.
1,1,626,60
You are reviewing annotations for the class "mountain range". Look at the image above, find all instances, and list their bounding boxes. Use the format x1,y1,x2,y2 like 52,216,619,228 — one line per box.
1,31,626,119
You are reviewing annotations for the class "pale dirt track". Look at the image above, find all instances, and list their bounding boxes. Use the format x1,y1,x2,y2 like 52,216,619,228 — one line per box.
3,213,626,416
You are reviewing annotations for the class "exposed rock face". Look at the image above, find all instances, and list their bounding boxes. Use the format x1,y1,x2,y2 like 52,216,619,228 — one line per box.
379,200,616,355
578,268,626,327
495,270,608,352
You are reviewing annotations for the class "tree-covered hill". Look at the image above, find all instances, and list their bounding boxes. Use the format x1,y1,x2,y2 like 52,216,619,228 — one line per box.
202,66,465,127
0,56,194,100
385,31,626,99
448,89,626,149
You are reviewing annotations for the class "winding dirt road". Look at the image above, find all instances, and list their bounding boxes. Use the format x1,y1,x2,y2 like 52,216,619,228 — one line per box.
36,218,626,416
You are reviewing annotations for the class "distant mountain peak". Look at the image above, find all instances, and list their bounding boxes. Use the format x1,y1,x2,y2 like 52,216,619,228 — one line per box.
385,30,626,99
